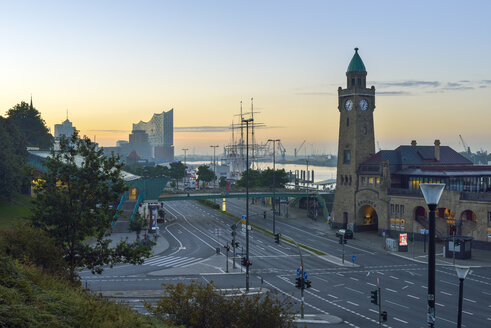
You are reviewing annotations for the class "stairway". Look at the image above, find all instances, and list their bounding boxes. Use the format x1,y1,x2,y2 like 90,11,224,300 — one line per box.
112,200,137,233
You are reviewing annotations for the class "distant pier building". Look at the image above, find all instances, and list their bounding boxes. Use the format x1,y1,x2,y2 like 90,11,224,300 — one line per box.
331,48,491,246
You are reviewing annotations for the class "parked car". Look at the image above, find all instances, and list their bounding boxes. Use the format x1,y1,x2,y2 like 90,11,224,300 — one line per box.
336,229,353,239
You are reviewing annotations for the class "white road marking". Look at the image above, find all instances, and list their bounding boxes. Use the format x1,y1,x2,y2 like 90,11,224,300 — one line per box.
366,282,377,287
436,303,445,307
407,294,419,299
345,287,364,295
386,300,409,309
440,291,452,296
441,280,458,286
393,317,408,324
327,294,338,299
350,277,359,281
463,298,476,303
404,280,414,285
369,308,378,314
346,301,359,306
386,288,397,293
389,275,399,280
462,310,473,315
402,285,408,290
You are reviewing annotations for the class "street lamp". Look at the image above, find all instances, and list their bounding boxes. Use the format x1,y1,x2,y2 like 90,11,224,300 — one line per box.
455,265,470,328
210,145,219,189
420,183,445,328
182,148,188,165
268,139,280,235
242,118,253,292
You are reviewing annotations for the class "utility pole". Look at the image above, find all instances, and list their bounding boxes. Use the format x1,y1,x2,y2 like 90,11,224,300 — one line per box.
210,145,219,189
242,118,253,292
182,148,188,165
268,139,280,235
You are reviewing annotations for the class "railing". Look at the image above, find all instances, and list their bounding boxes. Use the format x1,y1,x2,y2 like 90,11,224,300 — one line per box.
131,193,144,221
111,193,127,227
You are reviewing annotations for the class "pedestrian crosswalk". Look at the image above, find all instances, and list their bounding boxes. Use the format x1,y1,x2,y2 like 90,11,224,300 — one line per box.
143,255,203,268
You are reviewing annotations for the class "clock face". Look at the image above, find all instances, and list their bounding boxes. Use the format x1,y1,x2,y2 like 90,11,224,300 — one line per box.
360,99,368,111
345,99,353,111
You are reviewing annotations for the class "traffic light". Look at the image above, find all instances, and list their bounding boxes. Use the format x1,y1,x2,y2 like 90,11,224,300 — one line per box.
234,242,239,248
224,245,230,252
241,257,246,266
305,280,311,288
263,211,267,219
295,277,302,289
274,234,280,244
246,259,252,267
370,290,378,305
381,311,387,322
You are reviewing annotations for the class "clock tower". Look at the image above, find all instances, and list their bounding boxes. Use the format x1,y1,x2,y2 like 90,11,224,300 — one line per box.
331,48,376,229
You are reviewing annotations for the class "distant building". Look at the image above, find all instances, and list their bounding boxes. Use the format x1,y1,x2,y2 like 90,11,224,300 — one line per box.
133,109,174,162
127,129,152,160
54,119,75,140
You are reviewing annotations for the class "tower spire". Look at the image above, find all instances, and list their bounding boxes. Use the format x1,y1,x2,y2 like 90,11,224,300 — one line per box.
30,94,33,110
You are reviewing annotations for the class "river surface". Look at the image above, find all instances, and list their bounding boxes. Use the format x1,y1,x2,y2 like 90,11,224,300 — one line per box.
186,160,337,184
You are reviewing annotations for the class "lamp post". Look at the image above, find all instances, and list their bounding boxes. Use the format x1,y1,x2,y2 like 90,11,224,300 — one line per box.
455,266,470,328
210,145,219,189
182,148,188,165
420,183,445,328
268,139,280,235
242,118,253,292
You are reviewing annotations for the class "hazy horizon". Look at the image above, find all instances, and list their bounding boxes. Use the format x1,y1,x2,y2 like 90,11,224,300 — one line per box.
2,1,490,155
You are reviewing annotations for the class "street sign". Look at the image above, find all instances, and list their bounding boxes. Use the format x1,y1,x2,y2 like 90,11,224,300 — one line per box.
241,215,247,224
352,255,356,263
297,268,301,276
303,272,308,280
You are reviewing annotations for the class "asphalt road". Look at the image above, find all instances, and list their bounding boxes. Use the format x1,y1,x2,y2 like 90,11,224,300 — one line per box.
81,199,491,327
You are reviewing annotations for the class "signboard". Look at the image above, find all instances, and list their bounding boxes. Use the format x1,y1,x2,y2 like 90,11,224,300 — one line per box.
297,268,301,276
241,215,247,225
352,255,356,263
149,205,158,230
303,272,308,280
399,233,408,246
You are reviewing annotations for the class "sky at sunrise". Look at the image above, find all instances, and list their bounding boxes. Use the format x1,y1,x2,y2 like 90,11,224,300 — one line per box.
1,0,491,156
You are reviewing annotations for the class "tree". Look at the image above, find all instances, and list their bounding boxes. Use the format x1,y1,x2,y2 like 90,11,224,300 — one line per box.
0,117,28,199
196,164,216,188
236,169,261,188
219,176,227,188
169,161,187,189
31,132,152,282
129,211,148,241
146,281,296,328
6,101,53,149
260,168,289,188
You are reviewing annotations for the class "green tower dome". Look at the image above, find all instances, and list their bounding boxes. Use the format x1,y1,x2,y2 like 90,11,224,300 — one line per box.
347,47,366,73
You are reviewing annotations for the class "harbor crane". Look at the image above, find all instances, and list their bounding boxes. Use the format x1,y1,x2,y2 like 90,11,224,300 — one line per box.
294,140,306,158
459,134,472,155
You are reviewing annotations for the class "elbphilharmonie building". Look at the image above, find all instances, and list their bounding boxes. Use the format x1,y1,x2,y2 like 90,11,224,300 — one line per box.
132,109,174,161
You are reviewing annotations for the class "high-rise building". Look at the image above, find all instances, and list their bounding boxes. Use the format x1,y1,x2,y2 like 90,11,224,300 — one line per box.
54,119,75,140
133,109,174,161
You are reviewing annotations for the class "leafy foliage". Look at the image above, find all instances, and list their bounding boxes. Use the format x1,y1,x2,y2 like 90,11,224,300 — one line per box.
197,199,220,210
168,161,187,188
146,281,296,328
6,101,53,149
0,256,167,328
30,132,151,281
236,169,288,188
219,176,227,188
0,224,68,277
196,164,216,184
0,117,28,199
129,211,148,241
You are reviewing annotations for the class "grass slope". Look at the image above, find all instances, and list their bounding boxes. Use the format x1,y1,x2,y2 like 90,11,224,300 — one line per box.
0,194,32,227
0,257,168,328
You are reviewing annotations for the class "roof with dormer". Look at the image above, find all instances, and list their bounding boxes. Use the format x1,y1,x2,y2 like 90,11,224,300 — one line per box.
347,48,366,73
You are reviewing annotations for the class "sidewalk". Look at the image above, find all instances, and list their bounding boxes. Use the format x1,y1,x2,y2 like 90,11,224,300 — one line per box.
249,201,491,268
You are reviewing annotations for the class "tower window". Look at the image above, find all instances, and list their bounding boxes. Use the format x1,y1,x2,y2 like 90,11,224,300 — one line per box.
358,78,361,86
343,150,351,164
351,78,355,87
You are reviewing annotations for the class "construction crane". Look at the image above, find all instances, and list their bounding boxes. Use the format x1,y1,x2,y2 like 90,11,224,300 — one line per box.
294,140,306,158
459,134,471,155
277,141,287,161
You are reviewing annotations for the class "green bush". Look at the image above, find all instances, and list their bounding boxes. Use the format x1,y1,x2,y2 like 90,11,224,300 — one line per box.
0,224,68,277
146,281,296,328
197,199,220,209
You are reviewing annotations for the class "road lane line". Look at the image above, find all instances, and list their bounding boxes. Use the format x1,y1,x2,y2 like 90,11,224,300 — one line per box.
345,287,364,294
440,291,452,296
463,298,476,303
366,282,376,287
407,295,419,299
462,310,473,315
385,288,397,293
369,309,378,314
327,294,338,299
389,275,399,280
350,277,359,281
393,317,408,324
346,301,359,306
404,280,414,285
441,280,458,286
402,285,408,290
435,303,445,307
385,300,409,309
